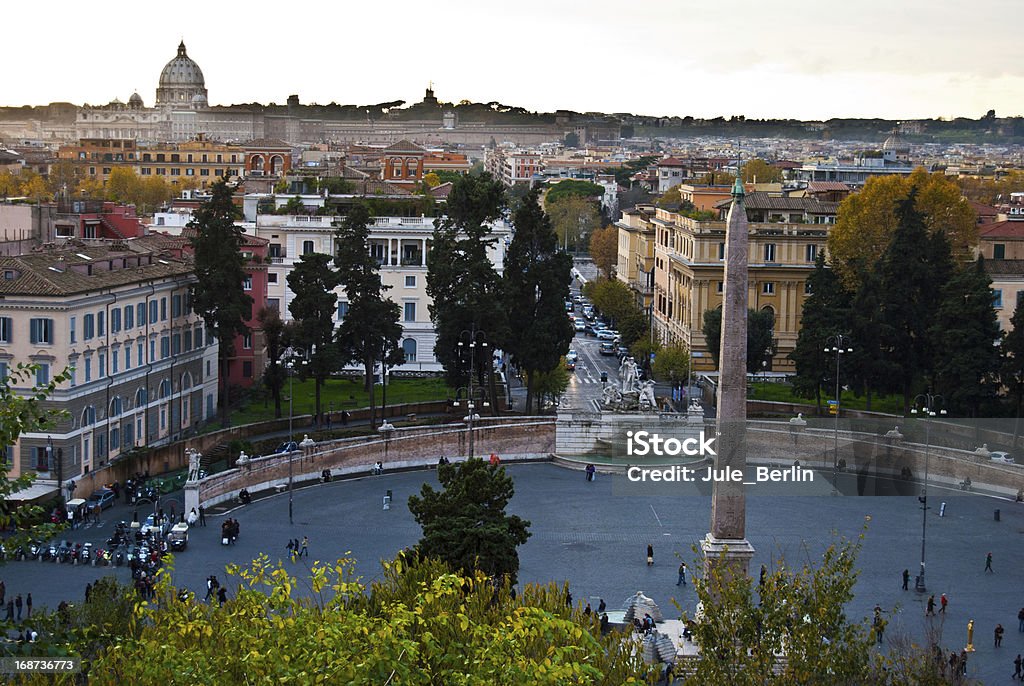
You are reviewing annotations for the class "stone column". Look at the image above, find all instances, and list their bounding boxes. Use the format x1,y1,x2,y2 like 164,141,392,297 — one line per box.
703,176,755,580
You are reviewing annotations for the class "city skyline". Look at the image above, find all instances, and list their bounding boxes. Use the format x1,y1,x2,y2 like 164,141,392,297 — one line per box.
6,0,1024,122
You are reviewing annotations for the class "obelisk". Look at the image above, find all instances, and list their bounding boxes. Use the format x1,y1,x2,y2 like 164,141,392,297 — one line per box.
702,172,755,581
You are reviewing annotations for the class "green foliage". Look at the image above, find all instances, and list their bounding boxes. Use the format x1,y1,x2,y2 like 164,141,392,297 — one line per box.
321,177,354,195
533,364,571,410
256,307,286,419
563,131,580,148
657,185,681,208
586,278,638,326
545,195,601,251
616,310,648,348
188,179,252,426
432,169,466,185
701,307,776,373
1003,296,1024,424
588,225,618,279
502,187,574,414
739,158,783,184
287,253,340,418
544,179,604,205
600,156,656,187
686,534,875,683
408,458,531,583
651,344,690,385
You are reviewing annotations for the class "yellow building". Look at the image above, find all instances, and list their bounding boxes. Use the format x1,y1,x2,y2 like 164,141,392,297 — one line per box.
615,205,656,310
638,192,837,372
137,134,244,187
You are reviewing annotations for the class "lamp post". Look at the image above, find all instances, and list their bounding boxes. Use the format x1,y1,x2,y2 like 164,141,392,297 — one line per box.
825,335,853,495
454,327,489,458
911,393,945,593
454,387,489,460
276,347,307,525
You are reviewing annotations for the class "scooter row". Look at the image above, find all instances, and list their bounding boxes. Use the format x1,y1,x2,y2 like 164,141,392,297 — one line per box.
1,538,167,568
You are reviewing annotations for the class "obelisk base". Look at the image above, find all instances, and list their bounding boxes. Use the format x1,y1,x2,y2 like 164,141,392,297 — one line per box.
701,533,755,586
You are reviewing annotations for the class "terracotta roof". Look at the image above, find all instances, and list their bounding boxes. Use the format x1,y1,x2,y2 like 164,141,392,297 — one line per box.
384,139,425,155
657,156,687,167
713,191,839,213
355,179,412,196
980,220,1024,238
430,182,453,199
0,240,193,297
244,138,292,150
969,200,1000,218
806,181,850,192
984,259,1024,275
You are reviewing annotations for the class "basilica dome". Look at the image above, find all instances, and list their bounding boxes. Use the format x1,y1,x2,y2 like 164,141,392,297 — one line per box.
155,42,208,108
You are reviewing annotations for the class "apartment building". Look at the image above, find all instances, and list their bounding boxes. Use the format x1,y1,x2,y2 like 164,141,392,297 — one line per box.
615,205,656,310
0,238,218,492
645,192,835,372
484,148,543,187
257,213,511,372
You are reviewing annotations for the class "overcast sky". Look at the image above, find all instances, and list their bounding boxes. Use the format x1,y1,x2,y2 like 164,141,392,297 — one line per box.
6,0,1021,121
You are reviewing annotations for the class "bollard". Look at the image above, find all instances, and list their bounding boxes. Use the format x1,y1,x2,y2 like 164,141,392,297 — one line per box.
995,509,1000,522
383,489,393,511
939,502,946,517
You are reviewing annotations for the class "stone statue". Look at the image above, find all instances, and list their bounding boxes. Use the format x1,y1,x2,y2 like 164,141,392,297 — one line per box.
638,380,657,411
187,449,202,482
619,356,639,394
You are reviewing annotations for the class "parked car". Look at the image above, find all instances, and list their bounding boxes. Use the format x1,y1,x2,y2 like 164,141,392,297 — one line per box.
274,441,299,454
990,451,1015,465
616,345,631,359
599,342,617,356
574,320,586,332
596,330,618,341
584,324,599,336
87,489,116,511
141,514,170,537
168,523,189,551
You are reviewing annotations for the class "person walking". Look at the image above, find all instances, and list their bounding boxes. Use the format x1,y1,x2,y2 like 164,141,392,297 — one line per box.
996,623,1005,648
902,569,909,591
647,544,654,566
926,595,936,616
198,505,207,527
300,536,309,558
217,587,227,606
677,562,687,586
85,582,92,603
940,593,948,614
0,580,5,605
204,576,217,602
1019,608,1024,633
15,594,22,621
585,464,596,482
985,552,994,573
25,593,31,619
1013,653,1022,680
4,599,12,622
598,598,606,614
286,539,295,561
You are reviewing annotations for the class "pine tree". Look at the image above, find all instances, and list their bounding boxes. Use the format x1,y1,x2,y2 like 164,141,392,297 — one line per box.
931,259,1002,416
502,187,574,413
286,253,339,420
334,204,403,427
188,179,253,427
1002,295,1024,448
257,306,286,419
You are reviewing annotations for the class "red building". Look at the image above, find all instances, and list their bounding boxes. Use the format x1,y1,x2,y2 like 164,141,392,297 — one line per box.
54,200,147,240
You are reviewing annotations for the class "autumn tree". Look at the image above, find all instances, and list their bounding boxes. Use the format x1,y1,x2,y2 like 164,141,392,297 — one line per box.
584,278,637,326
828,169,977,290
651,343,691,388
0,171,18,198
19,170,50,203
105,166,141,204
188,179,253,427
588,224,618,278
545,194,600,251
740,157,783,184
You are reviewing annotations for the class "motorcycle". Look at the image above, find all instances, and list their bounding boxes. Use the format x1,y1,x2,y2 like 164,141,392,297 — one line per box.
71,542,83,565
57,540,72,563
27,541,41,561
41,542,54,562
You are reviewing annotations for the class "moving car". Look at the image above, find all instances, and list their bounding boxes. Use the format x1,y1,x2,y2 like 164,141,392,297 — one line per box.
565,350,579,370
574,320,586,332
599,342,617,356
168,523,189,551
87,489,116,511
274,441,299,454
990,451,1015,465
596,330,618,341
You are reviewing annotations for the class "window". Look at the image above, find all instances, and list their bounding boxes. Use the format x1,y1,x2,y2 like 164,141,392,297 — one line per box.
269,243,282,258
137,341,144,365
337,302,349,321
35,364,49,386
243,361,253,378
125,346,131,370
111,308,121,333
137,303,145,327
763,244,777,262
98,352,106,377
805,244,817,262
30,318,54,344
194,326,203,349
124,305,134,329
97,311,105,336
718,243,725,260
242,334,252,350
0,317,10,343
69,365,76,386
172,334,181,355
84,356,92,382
184,330,192,352
110,427,120,451
84,313,95,340
994,244,1006,260
111,396,123,416
242,276,252,290
402,338,417,362
805,281,813,295
160,336,170,359
404,302,416,322
172,294,182,318
267,298,280,311
762,282,775,295
70,316,76,344
112,350,119,374
303,240,315,255
268,273,278,284
149,301,158,324
160,297,167,321
150,339,156,362
405,275,416,288
994,289,1003,309
717,282,724,293
0,361,7,382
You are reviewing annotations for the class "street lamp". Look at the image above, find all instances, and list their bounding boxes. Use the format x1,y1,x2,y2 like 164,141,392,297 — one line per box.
454,387,489,460
275,347,307,525
825,335,853,495
911,393,945,593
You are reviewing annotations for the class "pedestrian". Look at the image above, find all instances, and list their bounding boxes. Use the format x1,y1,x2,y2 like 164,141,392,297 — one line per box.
647,544,654,566
873,612,886,645
583,602,592,616
985,552,994,573
996,623,1005,647
902,569,909,591
759,565,767,589
15,594,22,621
85,582,92,602
1019,608,1024,633
677,561,687,586
940,593,947,614
598,598,606,614
217,587,227,606
926,594,935,616
25,593,31,618
286,539,294,560
1014,653,1022,679
301,536,308,558
949,651,958,676
204,576,216,602
188,508,198,526
585,464,596,482
960,650,968,676
489,453,500,466
0,579,5,605
4,599,12,621
198,505,207,527
565,588,573,609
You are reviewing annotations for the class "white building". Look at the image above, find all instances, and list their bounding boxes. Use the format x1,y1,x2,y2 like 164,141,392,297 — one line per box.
256,213,512,372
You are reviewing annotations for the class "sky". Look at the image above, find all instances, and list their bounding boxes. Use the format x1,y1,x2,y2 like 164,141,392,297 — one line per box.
6,0,1024,121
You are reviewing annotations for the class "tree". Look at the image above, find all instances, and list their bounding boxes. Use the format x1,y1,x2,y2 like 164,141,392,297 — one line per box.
563,131,579,147
138,175,174,215
106,166,141,204
334,204,404,427
930,259,1002,416
21,172,50,203
585,278,636,326
257,306,286,419
423,172,441,188
588,225,618,279
287,252,339,420
47,160,82,195
0,363,71,550
408,458,531,583
502,187,574,414
740,158,783,184
789,254,853,414
533,364,571,411
828,169,977,291
657,185,681,208
689,535,876,683
542,179,604,205
545,194,601,252
427,173,508,406
651,343,690,388
702,307,776,373
0,171,18,198
617,310,649,348
1003,296,1024,448
189,179,253,427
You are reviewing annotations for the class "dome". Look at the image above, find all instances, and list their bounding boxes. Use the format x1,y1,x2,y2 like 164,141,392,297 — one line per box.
159,41,205,89
191,93,207,105
882,130,909,152
128,92,144,108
